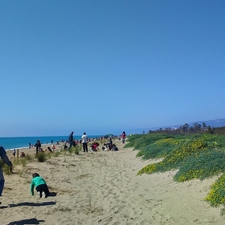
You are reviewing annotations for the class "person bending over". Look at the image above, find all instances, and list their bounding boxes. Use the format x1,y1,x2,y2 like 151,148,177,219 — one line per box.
30,173,49,199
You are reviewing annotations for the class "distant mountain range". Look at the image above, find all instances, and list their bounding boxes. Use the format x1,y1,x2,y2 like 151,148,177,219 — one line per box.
129,118,225,134
184,118,225,128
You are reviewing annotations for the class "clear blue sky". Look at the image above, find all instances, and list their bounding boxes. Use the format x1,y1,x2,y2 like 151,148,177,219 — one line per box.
1,1,225,137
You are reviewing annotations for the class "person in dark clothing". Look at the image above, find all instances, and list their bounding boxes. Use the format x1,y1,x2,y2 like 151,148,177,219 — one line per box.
0,146,13,204
109,138,113,150
68,131,74,150
35,140,41,155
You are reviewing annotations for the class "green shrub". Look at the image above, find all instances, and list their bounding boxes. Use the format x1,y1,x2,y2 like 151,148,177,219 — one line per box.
36,153,47,162
53,151,61,157
136,151,144,157
0,160,12,175
25,154,33,161
139,138,184,160
125,133,173,150
138,138,208,175
74,146,80,155
20,158,27,167
174,150,225,182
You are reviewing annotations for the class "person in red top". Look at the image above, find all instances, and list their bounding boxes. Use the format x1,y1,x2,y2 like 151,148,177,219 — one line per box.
91,143,98,151
121,131,126,144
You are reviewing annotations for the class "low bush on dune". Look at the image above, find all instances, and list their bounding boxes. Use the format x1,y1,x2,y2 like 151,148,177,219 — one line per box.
124,134,143,148
137,137,208,175
25,154,33,161
0,156,32,175
174,150,225,182
53,151,61,157
68,145,80,155
0,160,12,175
137,137,185,160
205,173,225,215
36,152,47,162
125,133,174,150
128,133,225,214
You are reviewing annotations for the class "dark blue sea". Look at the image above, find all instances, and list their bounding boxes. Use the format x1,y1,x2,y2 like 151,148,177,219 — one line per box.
0,135,102,150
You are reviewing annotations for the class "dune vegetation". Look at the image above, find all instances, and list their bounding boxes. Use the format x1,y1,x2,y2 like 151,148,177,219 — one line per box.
125,128,225,215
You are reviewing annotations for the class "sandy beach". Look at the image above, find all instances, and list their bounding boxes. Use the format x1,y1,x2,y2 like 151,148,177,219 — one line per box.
1,139,224,225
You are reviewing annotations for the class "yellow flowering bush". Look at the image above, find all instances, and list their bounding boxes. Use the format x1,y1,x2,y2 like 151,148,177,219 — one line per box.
205,173,225,215
138,138,208,175
174,150,225,182
139,137,185,160
137,163,158,175
130,133,225,214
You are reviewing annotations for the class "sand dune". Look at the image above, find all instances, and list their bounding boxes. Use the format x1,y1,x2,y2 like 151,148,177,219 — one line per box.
1,140,224,225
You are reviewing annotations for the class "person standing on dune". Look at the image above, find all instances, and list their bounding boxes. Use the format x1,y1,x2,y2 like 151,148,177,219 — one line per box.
68,131,74,150
81,132,88,152
121,131,126,144
35,140,41,155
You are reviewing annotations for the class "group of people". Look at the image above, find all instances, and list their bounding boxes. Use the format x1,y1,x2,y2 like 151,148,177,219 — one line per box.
0,130,127,204
34,140,56,154
68,131,89,152
68,131,127,152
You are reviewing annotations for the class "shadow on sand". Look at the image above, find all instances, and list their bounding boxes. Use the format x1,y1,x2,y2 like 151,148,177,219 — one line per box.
8,201,56,208
48,191,57,197
7,218,44,225
1,192,58,224
0,192,57,209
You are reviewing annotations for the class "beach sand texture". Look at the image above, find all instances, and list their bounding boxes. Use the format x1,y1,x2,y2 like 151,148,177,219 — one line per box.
1,140,224,225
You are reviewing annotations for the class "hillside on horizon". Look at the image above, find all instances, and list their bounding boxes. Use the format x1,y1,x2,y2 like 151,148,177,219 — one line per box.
129,118,225,134
185,118,225,128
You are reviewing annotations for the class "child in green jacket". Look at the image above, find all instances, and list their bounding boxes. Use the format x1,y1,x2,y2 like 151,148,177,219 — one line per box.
30,173,49,198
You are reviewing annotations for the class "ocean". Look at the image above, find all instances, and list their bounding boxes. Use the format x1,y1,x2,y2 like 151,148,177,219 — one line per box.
0,135,102,150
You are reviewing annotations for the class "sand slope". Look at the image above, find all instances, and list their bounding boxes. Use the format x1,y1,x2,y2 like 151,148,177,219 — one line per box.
1,140,224,225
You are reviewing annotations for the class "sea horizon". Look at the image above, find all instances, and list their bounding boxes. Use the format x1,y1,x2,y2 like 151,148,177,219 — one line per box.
0,135,103,150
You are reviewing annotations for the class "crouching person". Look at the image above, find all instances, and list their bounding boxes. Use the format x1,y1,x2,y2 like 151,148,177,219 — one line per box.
30,173,49,199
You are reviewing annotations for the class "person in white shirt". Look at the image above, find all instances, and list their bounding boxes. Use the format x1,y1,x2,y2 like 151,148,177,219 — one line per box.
81,132,88,152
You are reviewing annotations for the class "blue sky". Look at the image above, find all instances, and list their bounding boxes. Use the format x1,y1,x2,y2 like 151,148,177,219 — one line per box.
1,1,225,136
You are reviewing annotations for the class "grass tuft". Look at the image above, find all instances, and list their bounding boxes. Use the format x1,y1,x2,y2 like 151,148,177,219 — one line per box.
36,153,47,162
